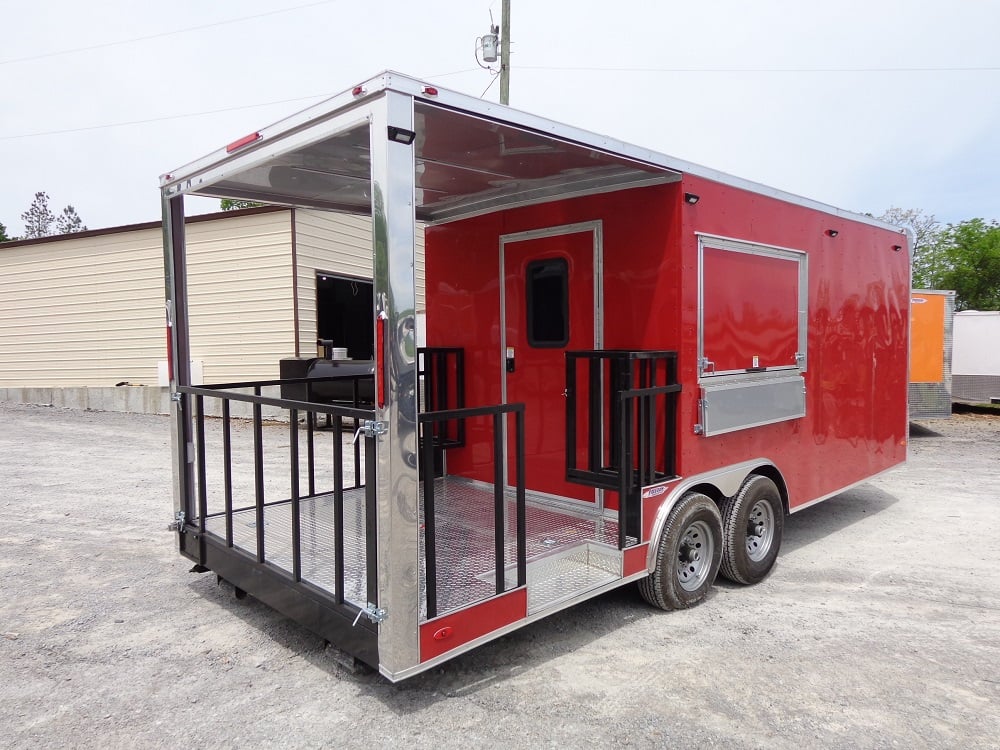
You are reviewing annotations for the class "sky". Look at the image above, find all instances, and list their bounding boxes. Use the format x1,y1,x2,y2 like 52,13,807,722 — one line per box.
2,0,999,235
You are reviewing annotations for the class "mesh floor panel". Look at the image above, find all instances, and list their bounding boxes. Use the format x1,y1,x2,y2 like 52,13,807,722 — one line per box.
202,476,633,620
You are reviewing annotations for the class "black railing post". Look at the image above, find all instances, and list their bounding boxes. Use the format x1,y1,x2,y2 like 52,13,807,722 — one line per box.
588,356,602,472
565,353,577,475
618,390,633,550
289,409,302,582
493,411,505,595
253,386,265,563
333,414,345,605
222,399,233,548
515,406,527,588
195,395,208,534
306,382,316,497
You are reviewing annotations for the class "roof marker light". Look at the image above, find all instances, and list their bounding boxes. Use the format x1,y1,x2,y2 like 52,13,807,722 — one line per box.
226,132,261,153
422,86,439,96
352,85,366,96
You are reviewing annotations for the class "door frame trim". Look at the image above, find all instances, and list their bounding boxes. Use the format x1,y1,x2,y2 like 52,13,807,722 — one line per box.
498,220,605,504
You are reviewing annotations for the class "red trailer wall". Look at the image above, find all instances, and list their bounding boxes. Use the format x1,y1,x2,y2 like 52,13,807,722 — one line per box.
424,183,683,484
424,176,909,510
677,174,909,508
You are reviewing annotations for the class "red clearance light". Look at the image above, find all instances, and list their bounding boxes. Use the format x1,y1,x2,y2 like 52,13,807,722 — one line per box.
352,85,366,96
422,86,439,96
226,132,261,153
376,313,387,409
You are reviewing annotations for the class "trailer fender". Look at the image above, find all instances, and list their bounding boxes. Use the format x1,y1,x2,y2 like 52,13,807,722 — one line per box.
644,458,784,574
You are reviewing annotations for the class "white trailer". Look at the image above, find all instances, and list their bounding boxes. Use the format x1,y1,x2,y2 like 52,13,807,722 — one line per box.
953,310,1000,403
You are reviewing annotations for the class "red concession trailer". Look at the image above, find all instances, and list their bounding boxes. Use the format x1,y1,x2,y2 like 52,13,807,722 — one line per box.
160,72,911,681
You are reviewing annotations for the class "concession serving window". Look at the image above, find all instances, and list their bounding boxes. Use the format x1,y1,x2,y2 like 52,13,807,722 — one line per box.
696,235,808,436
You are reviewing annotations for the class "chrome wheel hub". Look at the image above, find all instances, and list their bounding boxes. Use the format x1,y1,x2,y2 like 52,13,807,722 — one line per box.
676,519,714,591
745,499,775,562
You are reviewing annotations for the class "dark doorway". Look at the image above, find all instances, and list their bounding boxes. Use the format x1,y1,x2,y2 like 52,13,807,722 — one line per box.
316,272,374,360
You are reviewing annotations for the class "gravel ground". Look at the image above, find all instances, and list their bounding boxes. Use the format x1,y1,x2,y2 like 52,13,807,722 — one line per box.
1,403,998,749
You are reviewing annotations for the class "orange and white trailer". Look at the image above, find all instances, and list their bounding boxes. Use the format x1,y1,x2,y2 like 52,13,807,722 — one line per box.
908,289,955,419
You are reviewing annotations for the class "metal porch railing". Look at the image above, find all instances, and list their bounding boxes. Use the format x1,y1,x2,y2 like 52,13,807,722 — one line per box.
565,350,681,546
418,402,526,620
179,376,378,613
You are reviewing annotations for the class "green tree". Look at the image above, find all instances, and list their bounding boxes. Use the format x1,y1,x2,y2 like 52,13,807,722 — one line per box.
925,218,1000,311
220,198,262,211
876,207,942,288
0,220,10,242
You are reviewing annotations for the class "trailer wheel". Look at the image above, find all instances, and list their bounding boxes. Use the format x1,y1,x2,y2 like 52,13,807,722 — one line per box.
719,474,783,585
638,492,723,610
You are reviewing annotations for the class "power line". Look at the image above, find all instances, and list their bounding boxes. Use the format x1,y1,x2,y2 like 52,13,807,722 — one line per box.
0,93,333,141
2,61,994,141
0,0,340,66
518,64,1000,73
0,68,482,141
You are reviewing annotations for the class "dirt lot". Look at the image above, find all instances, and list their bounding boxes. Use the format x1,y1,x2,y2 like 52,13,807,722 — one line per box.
1,403,998,749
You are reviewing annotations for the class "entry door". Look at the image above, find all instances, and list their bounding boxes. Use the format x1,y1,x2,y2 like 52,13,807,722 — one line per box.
502,223,601,503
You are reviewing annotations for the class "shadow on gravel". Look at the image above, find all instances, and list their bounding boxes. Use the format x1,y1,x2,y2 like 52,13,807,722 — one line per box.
187,567,661,706
909,421,943,438
778,484,898,557
368,585,656,707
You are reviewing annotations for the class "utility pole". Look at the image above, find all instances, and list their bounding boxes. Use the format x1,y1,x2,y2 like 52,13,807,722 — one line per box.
499,0,511,104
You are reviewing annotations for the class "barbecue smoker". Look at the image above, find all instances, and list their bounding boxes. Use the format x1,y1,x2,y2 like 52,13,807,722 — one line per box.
161,72,911,682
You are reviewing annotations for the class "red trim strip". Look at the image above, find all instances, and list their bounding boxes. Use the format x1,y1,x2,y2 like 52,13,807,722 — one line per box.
376,315,386,408
225,131,261,153
419,588,527,662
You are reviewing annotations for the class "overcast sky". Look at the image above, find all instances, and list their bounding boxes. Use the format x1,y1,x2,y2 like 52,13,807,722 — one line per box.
2,0,998,234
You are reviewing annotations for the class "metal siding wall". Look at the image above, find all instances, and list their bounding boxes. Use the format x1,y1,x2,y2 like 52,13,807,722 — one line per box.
0,228,164,387
294,210,425,356
186,212,295,383
0,211,295,388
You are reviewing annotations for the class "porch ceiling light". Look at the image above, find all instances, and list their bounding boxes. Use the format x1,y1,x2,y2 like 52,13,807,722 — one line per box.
684,192,700,205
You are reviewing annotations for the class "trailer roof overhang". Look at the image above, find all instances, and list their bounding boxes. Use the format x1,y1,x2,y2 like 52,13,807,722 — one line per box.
159,72,683,224
160,71,906,234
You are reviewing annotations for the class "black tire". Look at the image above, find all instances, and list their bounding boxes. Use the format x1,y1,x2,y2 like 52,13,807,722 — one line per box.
638,492,723,610
719,474,784,585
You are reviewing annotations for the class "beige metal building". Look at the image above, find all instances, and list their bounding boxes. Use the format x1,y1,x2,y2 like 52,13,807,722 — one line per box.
0,206,424,413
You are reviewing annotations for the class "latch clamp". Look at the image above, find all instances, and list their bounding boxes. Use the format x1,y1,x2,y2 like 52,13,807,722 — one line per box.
353,420,388,444
167,510,186,532
352,603,388,626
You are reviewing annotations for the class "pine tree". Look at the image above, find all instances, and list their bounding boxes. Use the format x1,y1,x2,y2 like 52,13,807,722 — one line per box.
0,220,10,242
56,205,87,234
21,191,56,238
